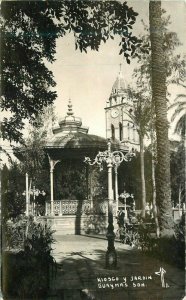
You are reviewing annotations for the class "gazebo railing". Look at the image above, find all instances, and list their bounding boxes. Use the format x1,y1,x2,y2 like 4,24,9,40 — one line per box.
46,200,91,216
45,199,108,216
44,200,185,219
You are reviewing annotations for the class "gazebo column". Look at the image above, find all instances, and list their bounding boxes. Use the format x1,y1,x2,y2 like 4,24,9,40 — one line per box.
86,164,93,209
89,166,93,209
48,156,60,216
59,201,63,216
50,167,54,215
26,173,29,216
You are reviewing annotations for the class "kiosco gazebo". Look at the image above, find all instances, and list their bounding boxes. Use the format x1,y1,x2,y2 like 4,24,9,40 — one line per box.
44,100,119,224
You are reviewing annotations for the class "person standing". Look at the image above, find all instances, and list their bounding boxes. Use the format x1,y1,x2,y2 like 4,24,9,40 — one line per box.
117,208,125,228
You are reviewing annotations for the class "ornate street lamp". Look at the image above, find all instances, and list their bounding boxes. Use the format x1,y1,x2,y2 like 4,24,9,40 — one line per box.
29,186,40,215
114,150,134,215
84,138,134,269
119,191,134,222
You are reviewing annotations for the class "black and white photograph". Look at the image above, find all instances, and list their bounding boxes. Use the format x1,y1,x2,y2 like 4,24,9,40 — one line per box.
0,1,185,299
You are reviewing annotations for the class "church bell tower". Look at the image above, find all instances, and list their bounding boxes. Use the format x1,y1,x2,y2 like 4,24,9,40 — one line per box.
105,66,139,150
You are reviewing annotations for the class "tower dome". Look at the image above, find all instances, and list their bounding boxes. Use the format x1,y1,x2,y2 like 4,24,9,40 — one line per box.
110,65,128,96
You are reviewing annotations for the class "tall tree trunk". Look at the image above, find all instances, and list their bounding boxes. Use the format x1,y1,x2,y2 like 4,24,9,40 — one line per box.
178,184,182,217
139,133,146,217
151,128,160,237
149,1,174,236
28,178,32,203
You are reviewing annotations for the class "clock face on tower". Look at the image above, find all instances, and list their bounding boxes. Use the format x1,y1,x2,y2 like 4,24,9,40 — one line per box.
111,108,119,118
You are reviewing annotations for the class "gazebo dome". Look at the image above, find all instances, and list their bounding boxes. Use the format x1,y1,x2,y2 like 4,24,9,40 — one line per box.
53,99,88,135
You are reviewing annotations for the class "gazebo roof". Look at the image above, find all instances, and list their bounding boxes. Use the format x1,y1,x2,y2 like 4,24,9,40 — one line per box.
46,132,107,149
44,100,120,160
45,131,120,160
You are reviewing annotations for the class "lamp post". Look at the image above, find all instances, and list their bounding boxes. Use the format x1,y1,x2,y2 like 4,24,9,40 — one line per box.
48,156,60,216
119,191,134,222
84,139,134,269
30,186,40,216
114,152,128,215
23,173,30,216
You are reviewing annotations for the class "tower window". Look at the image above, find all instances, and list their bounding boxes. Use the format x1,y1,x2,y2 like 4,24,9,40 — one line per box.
127,123,130,139
111,124,115,140
119,122,123,141
133,124,135,141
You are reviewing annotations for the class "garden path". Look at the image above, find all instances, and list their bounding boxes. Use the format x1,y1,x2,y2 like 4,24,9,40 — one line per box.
47,234,185,300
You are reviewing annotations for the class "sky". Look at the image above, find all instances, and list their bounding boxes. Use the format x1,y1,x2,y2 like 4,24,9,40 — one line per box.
48,0,186,138
0,0,185,164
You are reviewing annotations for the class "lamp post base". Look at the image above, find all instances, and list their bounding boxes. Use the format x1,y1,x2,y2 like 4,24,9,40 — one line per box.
106,249,117,269
105,232,117,269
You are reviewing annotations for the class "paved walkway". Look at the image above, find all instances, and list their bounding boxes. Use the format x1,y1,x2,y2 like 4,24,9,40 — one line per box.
47,234,185,300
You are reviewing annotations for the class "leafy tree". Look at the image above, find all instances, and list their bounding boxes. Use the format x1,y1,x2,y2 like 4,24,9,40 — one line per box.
133,11,185,89
1,0,144,143
149,0,174,236
1,162,25,222
169,55,186,88
1,164,9,196
1,1,60,142
12,106,56,201
54,160,87,200
169,94,185,211
170,143,185,208
91,166,108,201
118,156,141,207
125,87,151,216
54,161,107,201
118,151,153,210
13,127,47,186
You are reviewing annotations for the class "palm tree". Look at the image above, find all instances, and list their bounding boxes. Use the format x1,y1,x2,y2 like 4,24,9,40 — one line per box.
169,94,186,140
131,4,184,237
169,93,186,212
149,0,174,237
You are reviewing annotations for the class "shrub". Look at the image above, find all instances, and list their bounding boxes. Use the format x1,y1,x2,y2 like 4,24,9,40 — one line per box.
2,215,56,299
84,214,107,234
156,215,185,269
156,235,184,269
23,215,55,255
1,191,25,222
135,214,157,252
136,214,185,269
2,215,27,250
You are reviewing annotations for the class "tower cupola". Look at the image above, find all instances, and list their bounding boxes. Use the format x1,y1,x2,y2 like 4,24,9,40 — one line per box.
108,65,128,108
111,65,127,96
